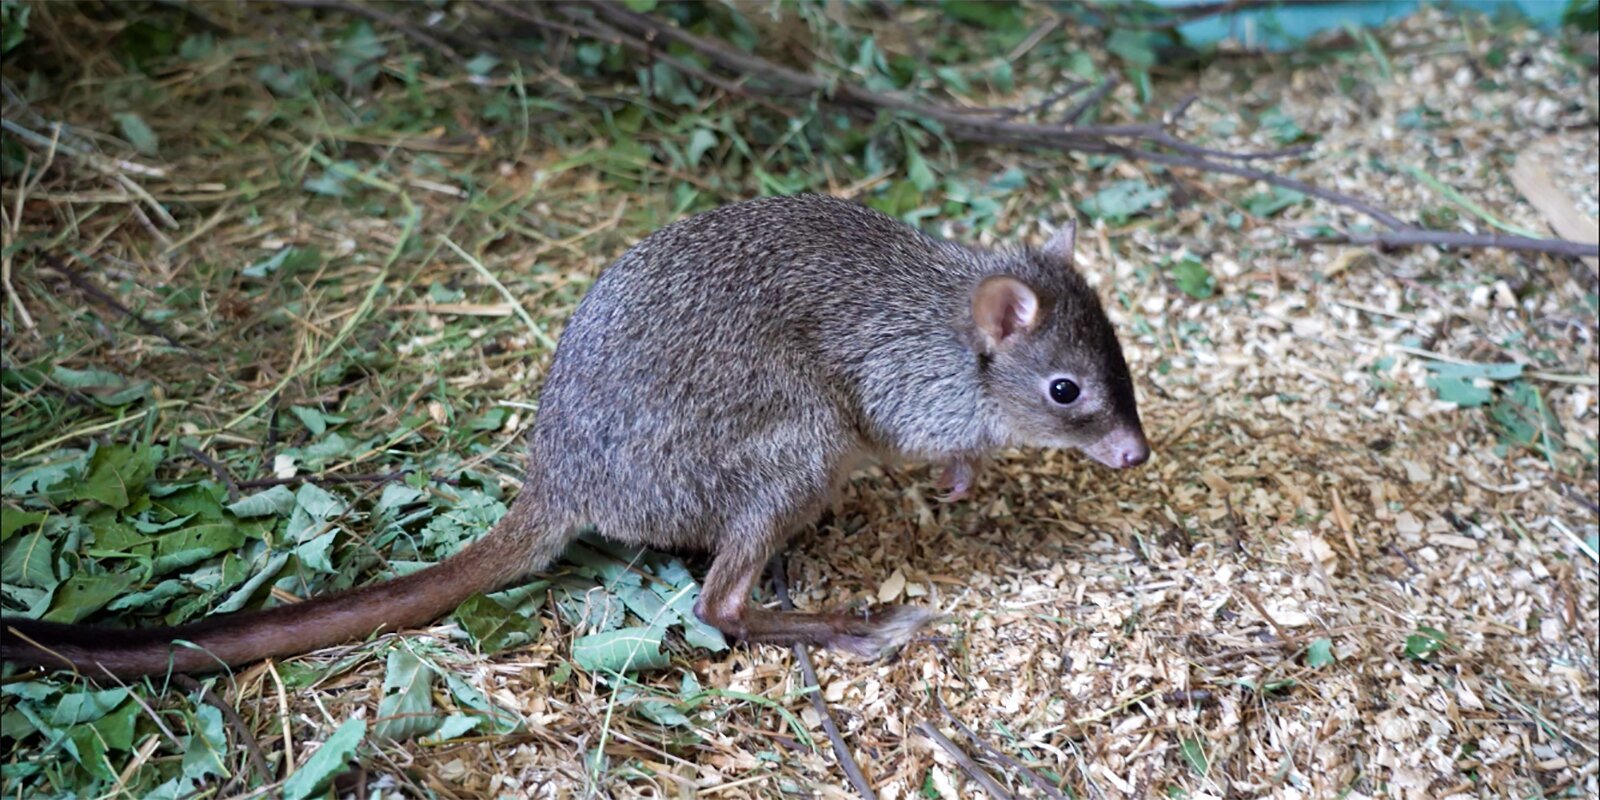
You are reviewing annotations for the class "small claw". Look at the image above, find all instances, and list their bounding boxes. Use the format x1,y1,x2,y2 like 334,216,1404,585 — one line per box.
934,459,977,503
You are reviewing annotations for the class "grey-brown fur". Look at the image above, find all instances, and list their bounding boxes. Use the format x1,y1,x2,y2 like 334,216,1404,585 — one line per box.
2,193,1148,676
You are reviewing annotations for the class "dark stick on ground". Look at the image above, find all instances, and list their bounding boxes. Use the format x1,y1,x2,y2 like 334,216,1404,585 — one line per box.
170,674,273,785
770,556,878,800
184,445,242,503
1061,77,1116,124
465,1,1597,258
38,251,196,353
276,0,463,61
933,692,1067,799
1299,230,1600,259
915,721,1018,800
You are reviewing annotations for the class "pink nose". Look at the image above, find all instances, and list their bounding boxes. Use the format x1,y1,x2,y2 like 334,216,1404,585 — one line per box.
1119,440,1150,468
1083,426,1152,470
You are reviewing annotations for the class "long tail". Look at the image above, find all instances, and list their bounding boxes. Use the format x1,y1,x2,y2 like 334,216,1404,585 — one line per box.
0,494,559,679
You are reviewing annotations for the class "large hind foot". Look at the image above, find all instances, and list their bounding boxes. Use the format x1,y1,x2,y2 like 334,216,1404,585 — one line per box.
825,604,946,660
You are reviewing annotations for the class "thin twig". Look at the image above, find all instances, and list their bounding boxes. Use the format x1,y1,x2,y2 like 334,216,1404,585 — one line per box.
185,445,242,503
1299,230,1600,259
235,469,460,490
934,693,1066,799
37,251,197,353
915,721,1018,800
771,556,878,800
528,2,1595,257
1089,0,1369,32
276,0,463,60
1236,585,1289,643
1104,144,1412,230
171,674,272,784
1061,77,1115,124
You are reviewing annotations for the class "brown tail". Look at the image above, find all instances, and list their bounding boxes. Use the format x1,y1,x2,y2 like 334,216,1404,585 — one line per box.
0,495,557,679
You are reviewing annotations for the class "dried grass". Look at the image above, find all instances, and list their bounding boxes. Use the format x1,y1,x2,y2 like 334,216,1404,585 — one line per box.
1,4,1595,799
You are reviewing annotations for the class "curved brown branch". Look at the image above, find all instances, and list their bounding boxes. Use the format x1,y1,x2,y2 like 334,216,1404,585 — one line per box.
459,0,1598,258
1299,230,1600,258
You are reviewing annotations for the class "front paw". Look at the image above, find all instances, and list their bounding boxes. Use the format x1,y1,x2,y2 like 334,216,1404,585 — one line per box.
935,459,977,503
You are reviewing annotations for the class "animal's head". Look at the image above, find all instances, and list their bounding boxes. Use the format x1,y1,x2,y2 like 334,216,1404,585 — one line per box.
969,221,1149,469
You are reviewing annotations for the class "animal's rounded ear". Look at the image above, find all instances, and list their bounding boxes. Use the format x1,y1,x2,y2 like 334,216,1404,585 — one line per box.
972,275,1040,351
1042,220,1077,266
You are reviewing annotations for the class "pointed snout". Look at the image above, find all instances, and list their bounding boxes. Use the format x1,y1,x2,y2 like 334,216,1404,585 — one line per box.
1083,425,1151,470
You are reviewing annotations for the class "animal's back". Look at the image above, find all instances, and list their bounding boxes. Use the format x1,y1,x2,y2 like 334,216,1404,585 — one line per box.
525,195,984,548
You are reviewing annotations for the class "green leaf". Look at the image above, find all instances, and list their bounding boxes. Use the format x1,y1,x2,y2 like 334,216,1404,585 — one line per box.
1,506,46,543
1242,187,1306,217
2,450,86,497
622,686,693,727
1260,106,1309,144
43,572,137,623
51,366,150,406
648,560,728,651
181,704,229,782
178,31,215,61
332,22,386,87
1,0,30,53
289,483,346,530
113,112,160,156
1403,626,1449,660
1,529,56,587
1490,381,1562,457
685,128,718,168
50,688,130,726
91,699,140,752
942,0,1023,31
0,708,36,740
1079,180,1168,224
1425,361,1523,381
622,0,658,10
212,551,290,614
242,246,321,279
420,714,481,744
152,522,248,576
1171,255,1215,300
72,443,163,510
905,147,937,192
573,626,671,673
463,53,500,76
441,672,521,735
375,648,440,741
303,169,351,197
1427,375,1490,407
291,406,330,436
227,485,298,518
255,64,307,95
1107,29,1158,69
455,592,542,653
281,717,365,800
1306,638,1335,669
1564,0,1600,32
66,723,116,781
1180,737,1208,776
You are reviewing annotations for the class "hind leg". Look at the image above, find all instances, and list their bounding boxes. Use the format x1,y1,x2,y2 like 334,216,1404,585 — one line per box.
693,519,942,660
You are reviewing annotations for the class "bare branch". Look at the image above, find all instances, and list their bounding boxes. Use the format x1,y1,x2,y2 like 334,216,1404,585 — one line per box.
450,0,1600,258
771,556,878,800
1299,229,1600,259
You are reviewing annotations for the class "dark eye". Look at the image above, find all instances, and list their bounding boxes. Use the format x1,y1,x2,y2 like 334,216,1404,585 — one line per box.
1049,378,1080,405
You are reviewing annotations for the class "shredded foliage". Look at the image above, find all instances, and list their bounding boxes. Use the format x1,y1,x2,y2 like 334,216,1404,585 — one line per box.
1,2,1596,798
